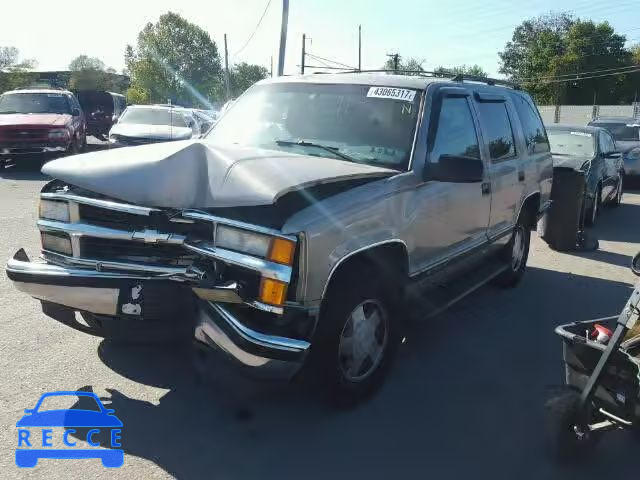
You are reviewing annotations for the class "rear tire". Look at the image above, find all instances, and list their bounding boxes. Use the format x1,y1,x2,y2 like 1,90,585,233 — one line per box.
493,214,531,288
545,388,599,463
308,264,401,406
610,175,623,208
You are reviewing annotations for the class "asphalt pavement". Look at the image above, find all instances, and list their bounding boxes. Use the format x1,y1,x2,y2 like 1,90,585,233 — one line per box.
0,158,639,479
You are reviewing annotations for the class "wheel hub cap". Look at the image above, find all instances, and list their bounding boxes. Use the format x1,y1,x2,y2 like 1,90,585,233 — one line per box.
338,300,388,382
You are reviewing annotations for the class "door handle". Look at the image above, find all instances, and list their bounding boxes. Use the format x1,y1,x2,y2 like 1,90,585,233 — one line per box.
481,182,491,195
518,171,525,182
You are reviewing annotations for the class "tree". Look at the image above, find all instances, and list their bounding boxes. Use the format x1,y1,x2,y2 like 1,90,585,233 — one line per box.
0,46,37,93
69,55,106,71
499,13,636,104
434,64,488,77
229,62,269,97
125,12,223,105
126,85,150,104
381,56,425,75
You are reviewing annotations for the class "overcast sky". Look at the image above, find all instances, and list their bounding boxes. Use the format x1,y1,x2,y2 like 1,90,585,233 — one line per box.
2,0,639,77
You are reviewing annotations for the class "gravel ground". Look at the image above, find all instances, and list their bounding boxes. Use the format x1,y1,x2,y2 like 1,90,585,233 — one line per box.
0,164,638,479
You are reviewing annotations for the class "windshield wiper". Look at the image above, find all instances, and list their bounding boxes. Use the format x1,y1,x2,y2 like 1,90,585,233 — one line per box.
275,139,356,163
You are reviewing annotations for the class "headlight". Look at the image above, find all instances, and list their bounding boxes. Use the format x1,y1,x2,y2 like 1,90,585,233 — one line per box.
216,225,272,258
41,232,73,256
48,129,69,139
39,199,70,222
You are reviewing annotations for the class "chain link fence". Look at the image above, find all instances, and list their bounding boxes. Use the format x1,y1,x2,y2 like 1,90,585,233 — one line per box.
540,103,640,125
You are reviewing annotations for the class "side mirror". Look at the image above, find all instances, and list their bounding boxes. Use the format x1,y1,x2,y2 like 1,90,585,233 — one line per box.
427,154,484,183
71,108,81,117
632,252,640,277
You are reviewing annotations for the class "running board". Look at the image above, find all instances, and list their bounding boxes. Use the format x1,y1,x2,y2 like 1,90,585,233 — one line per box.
405,259,509,320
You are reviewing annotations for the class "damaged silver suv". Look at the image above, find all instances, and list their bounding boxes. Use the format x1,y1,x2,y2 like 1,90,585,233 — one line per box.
6,73,552,403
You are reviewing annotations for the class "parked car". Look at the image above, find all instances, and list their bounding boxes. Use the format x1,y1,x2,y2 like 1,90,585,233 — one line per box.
6,73,552,403
547,124,624,226
108,105,199,147
192,109,217,132
74,91,126,139
0,88,86,167
588,116,640,183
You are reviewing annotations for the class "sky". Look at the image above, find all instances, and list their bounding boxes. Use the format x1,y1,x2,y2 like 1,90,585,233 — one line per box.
1,0,639,78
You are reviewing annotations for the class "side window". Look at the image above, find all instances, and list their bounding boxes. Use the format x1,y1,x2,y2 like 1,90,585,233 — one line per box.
597,133,607,154
604,133,616,153
476,101,516,161
430,96,480,162
511,93,550,154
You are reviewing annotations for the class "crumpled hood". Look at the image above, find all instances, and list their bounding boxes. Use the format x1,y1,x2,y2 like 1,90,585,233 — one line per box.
41,140,395,208
110,122,193,140
552,154,591,171
0,113,69,127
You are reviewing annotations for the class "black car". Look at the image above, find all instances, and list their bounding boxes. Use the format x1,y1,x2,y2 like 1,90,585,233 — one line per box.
74,91,126,139
588,116,640,183
547,124,624,226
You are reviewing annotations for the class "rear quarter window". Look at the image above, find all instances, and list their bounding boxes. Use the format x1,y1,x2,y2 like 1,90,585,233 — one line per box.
511,93,550,154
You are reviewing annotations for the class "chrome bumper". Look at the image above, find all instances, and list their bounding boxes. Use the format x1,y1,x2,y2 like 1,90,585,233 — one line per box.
194,301,311,380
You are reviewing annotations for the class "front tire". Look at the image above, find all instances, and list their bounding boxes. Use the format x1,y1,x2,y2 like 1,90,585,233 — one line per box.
610,175,623,208
585,186,601,226
494,215,531,288
309,265,400,406
545,388,599,463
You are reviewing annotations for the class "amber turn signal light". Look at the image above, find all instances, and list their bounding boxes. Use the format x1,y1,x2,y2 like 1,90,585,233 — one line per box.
259,278,288,306
267,237,295,265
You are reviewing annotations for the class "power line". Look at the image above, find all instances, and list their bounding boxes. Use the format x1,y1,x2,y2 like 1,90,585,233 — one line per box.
517,64,640,82
305,52,357,70
523,67,640,84
233,0,273,57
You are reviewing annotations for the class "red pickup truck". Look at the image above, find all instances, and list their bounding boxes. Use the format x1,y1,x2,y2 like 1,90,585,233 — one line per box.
0,88,87,168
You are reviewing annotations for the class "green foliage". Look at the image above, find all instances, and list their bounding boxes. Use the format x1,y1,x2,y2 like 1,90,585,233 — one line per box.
381,56,426,75
69,55,106,71
229,62,269,97
0,46,37,93
499,13,638,104
125,12,223,105
126,85,150,104
433,64,488,77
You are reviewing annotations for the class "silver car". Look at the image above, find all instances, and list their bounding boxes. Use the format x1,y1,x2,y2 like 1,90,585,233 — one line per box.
7,73,552,403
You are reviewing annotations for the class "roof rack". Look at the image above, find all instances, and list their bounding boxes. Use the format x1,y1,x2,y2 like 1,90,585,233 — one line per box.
451,73,520,90
308,68,520,89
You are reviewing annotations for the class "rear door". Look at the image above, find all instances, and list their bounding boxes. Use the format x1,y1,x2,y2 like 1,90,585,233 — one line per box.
472,91,522,241
599,130,620,199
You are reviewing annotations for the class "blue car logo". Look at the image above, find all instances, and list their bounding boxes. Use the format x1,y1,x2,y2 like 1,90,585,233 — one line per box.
16,391,123,468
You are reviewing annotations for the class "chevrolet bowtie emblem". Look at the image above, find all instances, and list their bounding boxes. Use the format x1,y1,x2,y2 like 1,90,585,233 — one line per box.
132,229,171,243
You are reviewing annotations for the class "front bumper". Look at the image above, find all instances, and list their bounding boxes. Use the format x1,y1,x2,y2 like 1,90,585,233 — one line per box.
0,144,68,156
6,249,312,378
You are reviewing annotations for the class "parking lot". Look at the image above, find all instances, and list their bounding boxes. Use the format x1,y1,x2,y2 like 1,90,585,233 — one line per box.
0,162,638,479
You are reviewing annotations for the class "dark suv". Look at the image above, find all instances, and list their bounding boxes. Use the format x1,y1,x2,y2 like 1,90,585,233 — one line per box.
588,116,640,183
0,88,87,167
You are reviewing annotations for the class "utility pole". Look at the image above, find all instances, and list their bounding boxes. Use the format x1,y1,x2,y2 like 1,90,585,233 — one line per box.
358,25,362,71
224,34,231,100
277,0,289,76
386,53,399,71
270,56,273,77
301,33,306,74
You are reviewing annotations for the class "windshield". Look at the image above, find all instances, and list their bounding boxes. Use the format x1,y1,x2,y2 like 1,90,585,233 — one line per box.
547,130,595,157
206,82,421,170
119,108,188,127
0,93,71,114
593,122,640,142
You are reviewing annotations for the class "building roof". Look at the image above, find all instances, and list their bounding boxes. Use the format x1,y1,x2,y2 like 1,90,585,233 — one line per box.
3,88,72,95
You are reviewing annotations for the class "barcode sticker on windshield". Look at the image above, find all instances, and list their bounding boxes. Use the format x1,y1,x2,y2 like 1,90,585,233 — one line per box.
570,131,591,137
367,87,416,102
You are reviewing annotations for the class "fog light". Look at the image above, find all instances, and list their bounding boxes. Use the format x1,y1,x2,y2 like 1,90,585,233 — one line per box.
41,232,73,256
259,278,288,306
267,238,295,265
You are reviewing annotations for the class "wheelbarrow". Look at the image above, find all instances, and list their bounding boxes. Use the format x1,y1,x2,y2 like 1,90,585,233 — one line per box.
545,252,640,461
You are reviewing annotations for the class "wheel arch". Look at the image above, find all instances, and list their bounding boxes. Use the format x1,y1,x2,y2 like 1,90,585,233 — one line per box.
320,240,409,309
517,191,541,228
